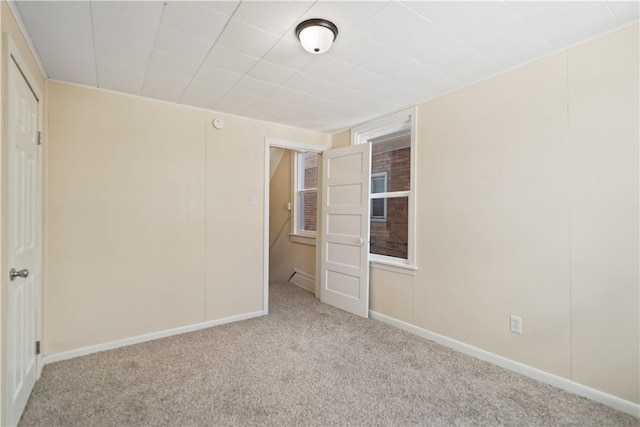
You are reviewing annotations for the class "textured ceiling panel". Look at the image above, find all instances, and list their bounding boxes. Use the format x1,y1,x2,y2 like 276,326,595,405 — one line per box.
13,0,638,132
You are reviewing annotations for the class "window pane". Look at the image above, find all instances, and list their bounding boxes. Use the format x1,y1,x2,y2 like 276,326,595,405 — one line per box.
371,199,385,219
371,174,386,194
298,191,317,232
370,197,408,259
300,152,317,190
371,132,410,192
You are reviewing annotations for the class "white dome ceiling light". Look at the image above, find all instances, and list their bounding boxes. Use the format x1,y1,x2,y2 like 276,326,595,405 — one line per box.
295,19,338,54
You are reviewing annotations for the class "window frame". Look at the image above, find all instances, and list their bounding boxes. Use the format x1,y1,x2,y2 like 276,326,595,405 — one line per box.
352,107,417,274
291,151,318,243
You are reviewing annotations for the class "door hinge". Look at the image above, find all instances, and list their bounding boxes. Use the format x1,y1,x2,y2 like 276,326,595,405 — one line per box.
37,131,42,146
36,341,40,355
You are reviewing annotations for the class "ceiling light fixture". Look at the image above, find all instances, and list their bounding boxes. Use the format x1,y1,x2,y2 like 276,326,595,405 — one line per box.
295,19,338,54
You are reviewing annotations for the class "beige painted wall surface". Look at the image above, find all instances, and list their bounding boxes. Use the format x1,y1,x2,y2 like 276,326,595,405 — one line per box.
293,244,316,278
269,150,294,284
417,51,571,378
568,25,639,403
265,122,330,147
0,3,47,425
45,82,330,353
369,269,414,324
331,129,351,149
338,25,639,403
204,112,266,319
46,83,207,354
269,150,316,284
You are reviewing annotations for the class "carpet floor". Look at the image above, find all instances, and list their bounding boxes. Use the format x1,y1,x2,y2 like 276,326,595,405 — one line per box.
20,283,637,426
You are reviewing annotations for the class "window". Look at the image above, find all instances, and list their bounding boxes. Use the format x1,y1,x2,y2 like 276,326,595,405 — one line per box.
293,152,318,239
353,108,416,271
371,172,387,221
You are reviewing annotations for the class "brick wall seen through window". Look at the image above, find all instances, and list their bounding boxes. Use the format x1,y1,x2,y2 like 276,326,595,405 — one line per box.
370,147,410,259
300,153,317,232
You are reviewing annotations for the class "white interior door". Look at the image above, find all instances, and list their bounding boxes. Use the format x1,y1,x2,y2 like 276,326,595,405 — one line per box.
320,144,371,317
6,57,40,426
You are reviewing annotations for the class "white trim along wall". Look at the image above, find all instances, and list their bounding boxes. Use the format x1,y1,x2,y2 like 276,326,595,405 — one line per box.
44,311,265,365
370,311,640,418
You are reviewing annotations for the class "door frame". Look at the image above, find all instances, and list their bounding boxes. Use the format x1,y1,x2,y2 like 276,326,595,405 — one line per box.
262,138,327,314
2,35,44,425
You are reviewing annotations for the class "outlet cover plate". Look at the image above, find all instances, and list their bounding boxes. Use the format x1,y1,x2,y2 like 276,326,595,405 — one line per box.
510,315,522,334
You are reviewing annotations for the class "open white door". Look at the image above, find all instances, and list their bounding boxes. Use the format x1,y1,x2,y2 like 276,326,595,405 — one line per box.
6,57,40,426
320,143,371,317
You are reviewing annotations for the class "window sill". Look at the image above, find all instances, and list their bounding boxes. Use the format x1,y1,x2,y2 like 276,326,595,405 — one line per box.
369,258,417,276
289,234,316,246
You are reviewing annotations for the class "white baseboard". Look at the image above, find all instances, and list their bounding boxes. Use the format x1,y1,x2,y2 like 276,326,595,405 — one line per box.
43,310,266,365
289,269,315,293
369,310,640,418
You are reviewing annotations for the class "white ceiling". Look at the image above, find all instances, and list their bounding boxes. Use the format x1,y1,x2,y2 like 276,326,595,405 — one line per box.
12,1,639,133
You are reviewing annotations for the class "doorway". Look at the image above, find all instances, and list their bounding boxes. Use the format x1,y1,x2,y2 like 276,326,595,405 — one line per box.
263,138,375,319
263,138,325,313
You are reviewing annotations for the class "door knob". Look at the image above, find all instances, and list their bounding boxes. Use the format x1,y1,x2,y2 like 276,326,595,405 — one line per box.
9,268,29,281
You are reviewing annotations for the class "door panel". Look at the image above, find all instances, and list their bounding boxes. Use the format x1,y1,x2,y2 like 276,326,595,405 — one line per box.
7,57,39,427
320,144,371,317
326,243,360,266
328,184,362,205
326,271,360,298
327,214,361,235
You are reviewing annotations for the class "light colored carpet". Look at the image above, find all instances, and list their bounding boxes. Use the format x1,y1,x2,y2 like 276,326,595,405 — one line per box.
20,283,637,426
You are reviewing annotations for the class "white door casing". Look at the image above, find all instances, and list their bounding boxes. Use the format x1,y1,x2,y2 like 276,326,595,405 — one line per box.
6,56,40,426
320,143,371,317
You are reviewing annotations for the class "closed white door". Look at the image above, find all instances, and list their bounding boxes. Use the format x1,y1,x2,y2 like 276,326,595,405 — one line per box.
6,57,40,426
320,144,371,317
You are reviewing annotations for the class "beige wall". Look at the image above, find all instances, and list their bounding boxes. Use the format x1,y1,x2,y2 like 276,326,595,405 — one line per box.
269,150,293,283
417,50,572,376
568,26,639,403
45,82,329,355
269,150,317,284
356,25,639,403
331,129,350,149
0,2,47,425
46,83,207,353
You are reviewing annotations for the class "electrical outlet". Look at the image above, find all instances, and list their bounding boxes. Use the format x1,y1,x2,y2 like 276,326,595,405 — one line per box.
510,315,522,334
